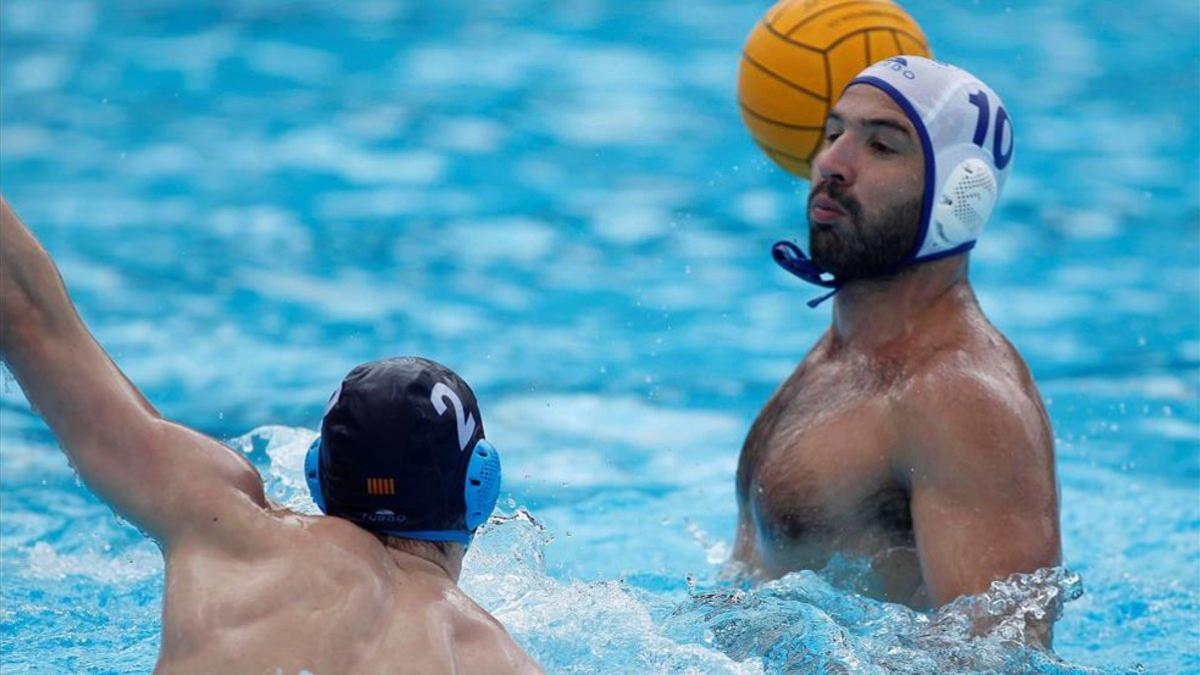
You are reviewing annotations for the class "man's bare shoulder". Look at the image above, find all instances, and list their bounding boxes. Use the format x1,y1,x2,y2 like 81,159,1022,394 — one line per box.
902,345,1031,414
435,586,542,674
168,501,400,593
899,306,1040,401
892,322,1053,473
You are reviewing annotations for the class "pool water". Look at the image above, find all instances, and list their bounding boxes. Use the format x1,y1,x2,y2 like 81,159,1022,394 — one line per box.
1,0,1197,672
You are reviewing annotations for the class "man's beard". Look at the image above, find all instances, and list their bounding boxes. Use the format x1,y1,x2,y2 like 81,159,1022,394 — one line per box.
808,182,922,281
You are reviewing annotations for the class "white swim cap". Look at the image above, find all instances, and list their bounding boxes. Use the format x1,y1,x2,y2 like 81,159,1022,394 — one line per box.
772,56,1015,307
848,56,1014,263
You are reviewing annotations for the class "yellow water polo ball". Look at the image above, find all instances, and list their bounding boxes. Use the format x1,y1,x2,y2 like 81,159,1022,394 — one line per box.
738,0,933,178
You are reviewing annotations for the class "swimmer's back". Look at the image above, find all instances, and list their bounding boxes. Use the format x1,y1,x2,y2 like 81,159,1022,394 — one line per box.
157,508,538,675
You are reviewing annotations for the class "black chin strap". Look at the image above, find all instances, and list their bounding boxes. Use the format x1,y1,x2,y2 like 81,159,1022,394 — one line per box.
771,240,841,308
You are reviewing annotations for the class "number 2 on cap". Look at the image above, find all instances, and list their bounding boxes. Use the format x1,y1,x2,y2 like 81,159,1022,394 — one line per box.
431,383,477,451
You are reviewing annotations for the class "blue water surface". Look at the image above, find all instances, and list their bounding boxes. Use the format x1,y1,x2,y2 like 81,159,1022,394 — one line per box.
1,0,1198,672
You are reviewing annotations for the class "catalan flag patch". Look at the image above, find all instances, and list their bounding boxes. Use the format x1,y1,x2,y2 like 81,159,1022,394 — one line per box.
366,477,396,495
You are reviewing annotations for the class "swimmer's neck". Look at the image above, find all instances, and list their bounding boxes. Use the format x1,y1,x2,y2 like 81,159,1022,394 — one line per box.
381,535,465,583
829,255,972,350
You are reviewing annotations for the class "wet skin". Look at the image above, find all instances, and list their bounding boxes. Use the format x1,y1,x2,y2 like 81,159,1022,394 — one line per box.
0,198,540,675
733,86,1062,610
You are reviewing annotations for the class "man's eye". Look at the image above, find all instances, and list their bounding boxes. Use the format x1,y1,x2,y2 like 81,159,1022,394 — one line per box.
871,141,894,154
825,131,842,143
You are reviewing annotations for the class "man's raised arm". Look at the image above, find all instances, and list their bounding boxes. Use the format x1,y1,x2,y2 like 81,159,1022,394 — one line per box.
0,197,266,544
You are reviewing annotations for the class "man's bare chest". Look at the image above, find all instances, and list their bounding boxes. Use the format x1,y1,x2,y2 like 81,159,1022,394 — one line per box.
741,363,912,545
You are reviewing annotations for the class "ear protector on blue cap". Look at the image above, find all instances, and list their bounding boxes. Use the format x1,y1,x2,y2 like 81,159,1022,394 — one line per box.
463,439,501,531
305,436,502,545
305,437,327,513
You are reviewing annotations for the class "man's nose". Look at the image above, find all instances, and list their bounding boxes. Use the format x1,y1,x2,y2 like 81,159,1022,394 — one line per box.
812,135,856,186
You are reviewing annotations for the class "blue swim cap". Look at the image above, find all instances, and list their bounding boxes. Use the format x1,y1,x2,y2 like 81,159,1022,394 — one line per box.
774,56,1014,305
305,357,502,545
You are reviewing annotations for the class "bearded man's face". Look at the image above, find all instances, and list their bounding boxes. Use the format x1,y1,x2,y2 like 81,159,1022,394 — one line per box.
807,85,925,281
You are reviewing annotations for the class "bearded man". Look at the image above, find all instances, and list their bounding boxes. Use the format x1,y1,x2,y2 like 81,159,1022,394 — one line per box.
732,57,1061,616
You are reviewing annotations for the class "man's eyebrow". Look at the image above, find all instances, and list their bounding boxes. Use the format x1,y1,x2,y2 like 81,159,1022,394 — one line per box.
863,117,913,137
825,112,913,138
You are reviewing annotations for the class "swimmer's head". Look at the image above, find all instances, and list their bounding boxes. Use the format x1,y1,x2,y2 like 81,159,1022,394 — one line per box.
773,56,1013,302
305,357,501,547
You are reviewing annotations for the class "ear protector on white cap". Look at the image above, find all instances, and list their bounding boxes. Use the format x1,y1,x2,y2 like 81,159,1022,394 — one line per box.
773,56,1014,306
